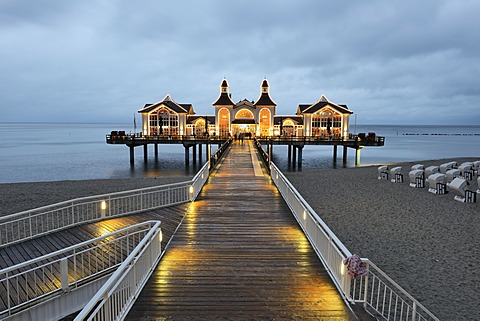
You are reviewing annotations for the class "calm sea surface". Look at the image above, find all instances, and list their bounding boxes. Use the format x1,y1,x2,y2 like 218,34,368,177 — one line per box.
0,123,479,183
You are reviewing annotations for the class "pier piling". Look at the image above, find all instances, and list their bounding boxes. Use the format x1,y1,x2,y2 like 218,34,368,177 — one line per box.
129,146,135,165
143,145,148,163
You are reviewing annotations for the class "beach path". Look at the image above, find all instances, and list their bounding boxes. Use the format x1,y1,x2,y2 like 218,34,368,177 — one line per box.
126,140,357,320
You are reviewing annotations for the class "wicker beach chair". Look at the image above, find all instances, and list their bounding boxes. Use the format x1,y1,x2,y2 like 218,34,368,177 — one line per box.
425,165,439,177
449,177,476,203
378,166,389,180
427,173,447,194
439,161,457,173
411,164,424,170
409,169,425,188
446,169,462,184
390,167,403,183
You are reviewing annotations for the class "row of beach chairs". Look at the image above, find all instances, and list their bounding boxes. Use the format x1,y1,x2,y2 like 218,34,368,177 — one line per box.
378,161,480,203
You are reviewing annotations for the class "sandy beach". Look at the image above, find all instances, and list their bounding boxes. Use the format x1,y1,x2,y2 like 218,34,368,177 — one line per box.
285,157,479,321
1,158,479,320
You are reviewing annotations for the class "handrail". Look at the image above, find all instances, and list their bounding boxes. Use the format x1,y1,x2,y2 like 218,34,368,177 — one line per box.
268,161,439,321
351,260,439,321
74,222,162,321
0,221,160,318
0,160,211,248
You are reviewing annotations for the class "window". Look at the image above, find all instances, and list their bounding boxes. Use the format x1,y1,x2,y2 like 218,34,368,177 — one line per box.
235,109,254,119
259,108,271,136
218,108,230,136
149,107,178,135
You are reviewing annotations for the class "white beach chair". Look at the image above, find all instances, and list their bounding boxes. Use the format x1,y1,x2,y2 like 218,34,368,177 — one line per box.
477,177,480,197
473,161,480,175
425,166,439,177
428,173,447,194
409,169,425,188
439,161,457,174
378,166,389,180
458,162,474,180
390,167,403,183
449,177,476,203
446,169,462,184
411,164,424,170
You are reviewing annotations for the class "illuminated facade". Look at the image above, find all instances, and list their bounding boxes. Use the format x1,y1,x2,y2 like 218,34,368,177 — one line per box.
138,79,353,139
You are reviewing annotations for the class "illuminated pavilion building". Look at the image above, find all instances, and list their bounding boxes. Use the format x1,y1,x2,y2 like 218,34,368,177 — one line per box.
138,78,353,139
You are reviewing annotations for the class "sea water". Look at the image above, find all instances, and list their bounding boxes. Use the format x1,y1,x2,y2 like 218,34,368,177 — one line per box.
0,123,479,183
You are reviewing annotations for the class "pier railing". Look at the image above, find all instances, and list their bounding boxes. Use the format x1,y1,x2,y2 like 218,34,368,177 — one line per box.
0,221,160,319
269,162,439,321
256,134,385,146
106,133,231,144
0,162,210,248
74,221,162,321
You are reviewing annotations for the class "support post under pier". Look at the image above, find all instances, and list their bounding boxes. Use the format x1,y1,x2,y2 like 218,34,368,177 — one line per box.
154,144,158,158
292,145,297,167
288,144,292,164
333,145,338,163
298,145,303,168
193,144,197,164
184,145,190,164
129,146,135,165
199,144,203,162
143,145,148,163
343,146,348,164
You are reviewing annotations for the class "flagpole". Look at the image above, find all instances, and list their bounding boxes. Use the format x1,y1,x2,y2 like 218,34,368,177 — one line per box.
134,113,137,136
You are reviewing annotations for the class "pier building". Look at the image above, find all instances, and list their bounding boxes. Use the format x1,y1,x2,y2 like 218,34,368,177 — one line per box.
138,78,353,139
107,78,384,165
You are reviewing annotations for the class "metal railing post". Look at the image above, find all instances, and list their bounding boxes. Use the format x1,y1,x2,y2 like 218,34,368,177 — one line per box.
60,258,69,290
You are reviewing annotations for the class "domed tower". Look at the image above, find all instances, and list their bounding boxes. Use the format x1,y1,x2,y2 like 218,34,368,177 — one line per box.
213,78,235,136
254,78,276,136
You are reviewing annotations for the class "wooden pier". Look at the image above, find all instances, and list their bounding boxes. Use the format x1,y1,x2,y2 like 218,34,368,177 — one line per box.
257,134,385,167
106,133,229,165
106,132,384,167
125,141,359,320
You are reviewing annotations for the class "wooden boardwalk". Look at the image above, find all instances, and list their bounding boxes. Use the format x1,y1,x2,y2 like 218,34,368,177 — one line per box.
0,206,189,315
126,141,357,320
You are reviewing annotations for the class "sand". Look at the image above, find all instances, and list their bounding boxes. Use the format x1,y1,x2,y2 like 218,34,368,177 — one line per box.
1,158,479,320
285,157,479,321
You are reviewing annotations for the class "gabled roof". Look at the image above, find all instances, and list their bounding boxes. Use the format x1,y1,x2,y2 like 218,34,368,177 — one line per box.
254,93,277,106
213,92,235,106
274,116,304,125
296,95,352,115
138,94,194,114
234,99,255,109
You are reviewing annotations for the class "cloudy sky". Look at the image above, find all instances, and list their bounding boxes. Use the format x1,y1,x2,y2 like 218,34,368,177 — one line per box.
1,0,479,125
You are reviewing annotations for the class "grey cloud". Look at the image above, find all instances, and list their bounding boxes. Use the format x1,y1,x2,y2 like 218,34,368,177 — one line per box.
0,0,479,125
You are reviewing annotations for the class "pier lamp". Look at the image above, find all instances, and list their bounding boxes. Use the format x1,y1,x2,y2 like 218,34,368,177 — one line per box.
159,229,163,243
303,210,307,220
189,185,194,200
340,261,345,276
100,200,107,218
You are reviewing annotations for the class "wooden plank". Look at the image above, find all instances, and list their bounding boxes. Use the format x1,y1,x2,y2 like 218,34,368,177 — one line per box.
126,141,357,320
